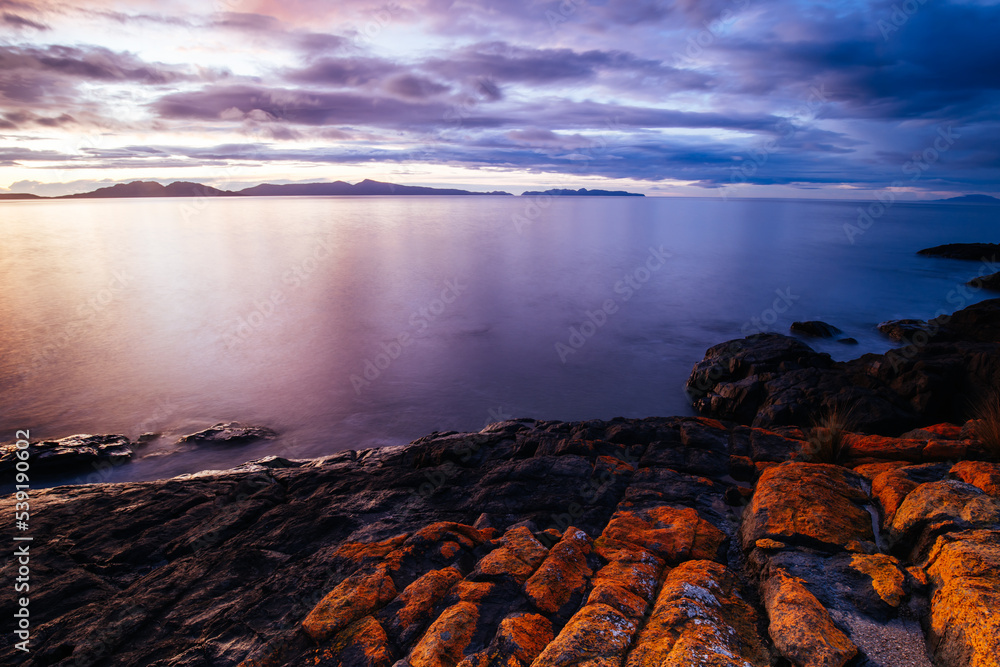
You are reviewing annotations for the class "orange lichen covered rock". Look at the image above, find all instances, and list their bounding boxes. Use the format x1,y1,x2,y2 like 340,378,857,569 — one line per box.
889,480,1000,559
852,461,909,481
389,567,464,637
302,567,397,642
849,554,906,607
525,527,593,614
843,433,926,463
625,560,769,667
598,505,726,564
922,439,972,461
951,460,1000,496
925,530,1000,666
586,581,648,620
587,542,662,619
530,603,638,667
474,526,549,583
871,467,923,527
458,614,554,667
408,601,480,667
740,463,873,553
305,616,392,667
413,522,486,549
843,433,930,463
762,570,857,667
902,423,964,440
332,534,409,564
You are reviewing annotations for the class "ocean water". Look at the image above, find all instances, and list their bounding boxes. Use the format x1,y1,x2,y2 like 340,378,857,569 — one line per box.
0,195,997,485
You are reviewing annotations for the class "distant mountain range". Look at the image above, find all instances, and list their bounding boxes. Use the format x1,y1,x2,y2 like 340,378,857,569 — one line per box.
52,179,515,199
521,188,644,197
0,180,651,200
932,194,1000,204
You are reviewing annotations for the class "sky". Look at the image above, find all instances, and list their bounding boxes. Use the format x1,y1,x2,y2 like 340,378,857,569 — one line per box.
0,0,998,198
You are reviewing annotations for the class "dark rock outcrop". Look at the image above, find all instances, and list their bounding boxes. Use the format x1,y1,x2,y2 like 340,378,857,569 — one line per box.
0,434,132,475
177,422,278,445
687,298,1000,434
969,271,1000,291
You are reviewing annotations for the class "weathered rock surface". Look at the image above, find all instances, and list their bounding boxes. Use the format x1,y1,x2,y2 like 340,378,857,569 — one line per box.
1,416,997,666
0,434,132,475
686,298,1000,434
924,529,1000,666
177,422,278,445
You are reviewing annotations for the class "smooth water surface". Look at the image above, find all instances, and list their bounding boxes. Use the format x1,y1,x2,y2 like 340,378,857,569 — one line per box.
1,196,997,484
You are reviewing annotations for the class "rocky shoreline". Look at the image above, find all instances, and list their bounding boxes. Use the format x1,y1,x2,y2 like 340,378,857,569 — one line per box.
2,412,998,666
2,246,999,666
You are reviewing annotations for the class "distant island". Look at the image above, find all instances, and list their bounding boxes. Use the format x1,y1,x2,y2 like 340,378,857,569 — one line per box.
0,193,42,200
520,188,644,197
1,179,515,200
932,194,1000,204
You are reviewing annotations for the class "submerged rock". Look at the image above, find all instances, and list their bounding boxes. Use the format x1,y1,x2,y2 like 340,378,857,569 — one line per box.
177,421,278,445
790,320,842,338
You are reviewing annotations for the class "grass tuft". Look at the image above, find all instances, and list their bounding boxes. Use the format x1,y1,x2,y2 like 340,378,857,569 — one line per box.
799,403,856,465
973,392,1000,461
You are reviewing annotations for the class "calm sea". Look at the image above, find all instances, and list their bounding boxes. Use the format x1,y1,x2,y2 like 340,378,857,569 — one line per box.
1,196,997,484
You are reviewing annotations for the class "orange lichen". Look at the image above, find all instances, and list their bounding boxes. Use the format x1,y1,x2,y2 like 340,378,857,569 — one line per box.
332,534,409,563
740,463,873,552
625,561,769,667
531,603,638,667
950,460,1000,496
925,530,1000,666
305,616,392,667
849,554,906,607
394,567,464,632
525,527,593,614
408,601,480,667
762,569,857,667
598,505,726,564
302,567,397,642
474,526,548,583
